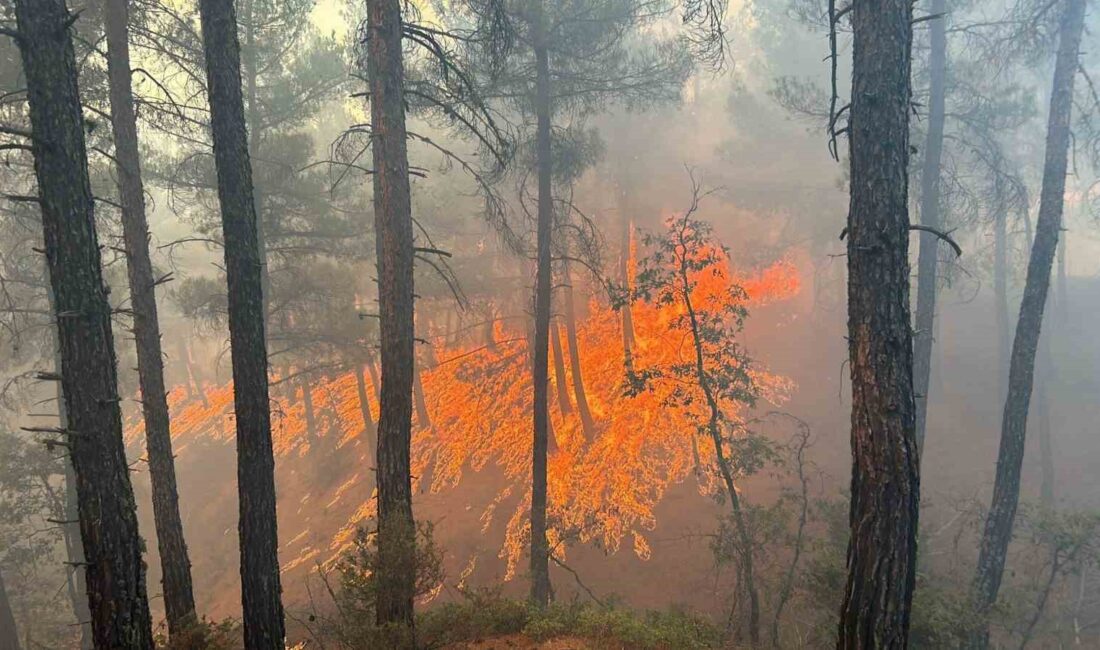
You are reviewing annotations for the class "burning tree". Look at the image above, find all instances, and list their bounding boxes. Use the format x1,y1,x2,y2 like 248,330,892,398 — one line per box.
619,180,772,645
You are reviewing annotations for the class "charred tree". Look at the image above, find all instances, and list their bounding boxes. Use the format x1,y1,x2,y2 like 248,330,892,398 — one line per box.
551,322,573,414
912,0,946,456
0,570,18,650
300,374,319,442
968,0,1085,644
355,364,377,442
197,0,286,646
104,0,197,634
562,262,595,438
365,0,417,628
12,0,154,646
529,25,554,609
618,213,636,371
836,0,920,643
413,362,431,430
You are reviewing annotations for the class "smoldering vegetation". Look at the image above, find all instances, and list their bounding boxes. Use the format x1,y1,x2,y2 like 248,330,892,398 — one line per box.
0,0,1098,648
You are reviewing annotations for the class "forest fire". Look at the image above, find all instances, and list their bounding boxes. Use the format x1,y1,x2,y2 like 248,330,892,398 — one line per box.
127,253,800,583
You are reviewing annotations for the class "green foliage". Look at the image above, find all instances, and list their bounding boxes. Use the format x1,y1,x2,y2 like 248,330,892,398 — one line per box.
156,617,240,650
419,590,720,649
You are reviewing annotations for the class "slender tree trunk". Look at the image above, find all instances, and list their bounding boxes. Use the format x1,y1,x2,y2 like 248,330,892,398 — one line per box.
551,322,573,414
912,0,946,457
13,1,154,646
301,374,318,442
1037,336,1054,508
563,262,595,438
365,0,417,629
837,0,920,643
181,339,211,408
104,0,197,634
968,0,1086,645
413,362,431,430
197,0,285,646
356,364,376,443
0,570,19,650
367,354,382,403
677,250,759,645
619,213,636,371
529,28,554,609
994,204,1010,400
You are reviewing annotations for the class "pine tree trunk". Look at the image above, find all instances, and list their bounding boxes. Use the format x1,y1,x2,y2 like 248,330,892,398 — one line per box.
0,569,20,650
529,30,554,609
356,364,376,443
197,0,285,646
912,0,946,456
13,1,154,646
563,262,595,438
968,0,1085,645
301,374,318,442
365,0,417,629
49,332,91,650
994,205,1010,400
104,0,197,634
240,0,271,321
618,212,635,370
367,354,382,403
550,322,573,414
414,362,431,430
837,0,920,643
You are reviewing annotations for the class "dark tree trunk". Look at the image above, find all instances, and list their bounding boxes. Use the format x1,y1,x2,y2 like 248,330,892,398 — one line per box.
1037,335,1054,508
197,0,286,646
104,0,197,634
551,321,573,414
365,0,417,629
618,211,636,371
240,0,271,322
13,1,154,646
837,0,920,643
563,262,595,438
301,374,319,442
968,0,1085,645
0,570,19,650
529,32,554,609
49,337,91,650
912,0,946,457
356,364,377,444
994,204,1010,399
366,354,382,403
413,362,431,430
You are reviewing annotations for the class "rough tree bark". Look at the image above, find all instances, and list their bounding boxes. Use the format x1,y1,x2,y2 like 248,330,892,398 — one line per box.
12,1,154,646
0,570,19,650
104,0,197,634
197,0,286,646
837,0,920,643
968,0,1086,645
529,26,554,608
365,0,417,628
912,0,946,456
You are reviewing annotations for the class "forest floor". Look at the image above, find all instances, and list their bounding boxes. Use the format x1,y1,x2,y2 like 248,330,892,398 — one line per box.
443,635,593,649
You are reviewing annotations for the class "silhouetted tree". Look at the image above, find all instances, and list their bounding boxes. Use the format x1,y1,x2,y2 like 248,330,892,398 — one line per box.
11,0,154,646
197,0,285,646
103,0,196,635
969,0,1087,645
